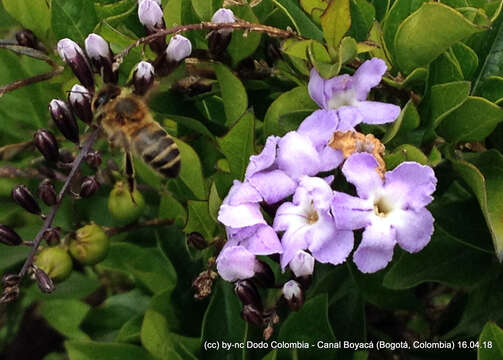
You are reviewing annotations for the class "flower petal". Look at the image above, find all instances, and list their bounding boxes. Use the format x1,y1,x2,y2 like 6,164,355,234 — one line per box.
391,208,434,253
352,58,387,101
353,221,396,273
318,146,344,172
218,202,265,228
241,224,283,255
248,170,296,204
280,226,310,269
289,250,315,277
297,109,339,150
310,229,354,266
277,131,321,179
342,153,383,199
384,161,437,209
216,245,256,281
356,101,401,124
224,180,262,205
273,202,307,232
308,68,329,108
245,135,280,179
293,176,334,211
336,106,364,130
331,192,373,230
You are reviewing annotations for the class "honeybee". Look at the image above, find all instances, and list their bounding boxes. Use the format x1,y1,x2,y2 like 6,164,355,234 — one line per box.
91,84,181,192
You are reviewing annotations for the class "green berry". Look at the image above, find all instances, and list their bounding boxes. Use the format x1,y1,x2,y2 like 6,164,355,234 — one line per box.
34,247,73,282
69,223,109,265
107,181,145,223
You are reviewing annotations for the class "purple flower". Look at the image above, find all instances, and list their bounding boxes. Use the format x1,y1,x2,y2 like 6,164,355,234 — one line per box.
132,61,155,96
308,58,400,126
331,153,437,273
138,0,164,31
289,250,315,277
85,33,117,83
212,8,236,23
165,35,192,62
273,176,354,270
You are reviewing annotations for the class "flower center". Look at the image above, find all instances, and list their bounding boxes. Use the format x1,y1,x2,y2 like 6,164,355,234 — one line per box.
306,203,319,224
373,197,393,217
327,90,357,110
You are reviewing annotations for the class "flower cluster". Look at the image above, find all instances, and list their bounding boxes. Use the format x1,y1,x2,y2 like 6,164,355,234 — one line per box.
217,58,437,286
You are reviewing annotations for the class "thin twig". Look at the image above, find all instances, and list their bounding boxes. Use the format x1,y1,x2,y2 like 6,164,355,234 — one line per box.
114,20,303,69
104,218,174,237
0,66,64,98
17,128,100,279
0,43,56,66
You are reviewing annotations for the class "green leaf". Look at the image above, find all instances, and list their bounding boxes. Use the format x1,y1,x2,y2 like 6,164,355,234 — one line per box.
382,100,420,144
437,96,503,142
428,51,465,86
26,272,101,301
227,5,262,66
191,0,223,20
208,182,222,224
216,111,254,180
2,0,51,40
278,295,336,359
383,227,494,289
65,341,156,360
264,86,317,137
100,243,177,294
478,322,503,359
184,200,217,240
213,63,248,126
321,0,351,51
40,300,91,340
348,0,376,42
451,150,503,261
173,138,207,200
116,315,143,343
52,0,99,42
452,42,479,80
384,144,428,169
478,76,503,103
159,191,187,227
430,81,471,129
271,0,324,41
394,3,482,73
201,280,246,360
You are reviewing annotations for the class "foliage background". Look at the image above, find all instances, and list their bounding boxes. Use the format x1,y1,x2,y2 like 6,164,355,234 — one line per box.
1,0,503,359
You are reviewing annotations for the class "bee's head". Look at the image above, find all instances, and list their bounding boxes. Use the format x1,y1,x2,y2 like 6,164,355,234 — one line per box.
92,84,122,113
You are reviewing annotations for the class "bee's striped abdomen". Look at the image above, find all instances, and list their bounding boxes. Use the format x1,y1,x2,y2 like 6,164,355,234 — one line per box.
132,124,181,178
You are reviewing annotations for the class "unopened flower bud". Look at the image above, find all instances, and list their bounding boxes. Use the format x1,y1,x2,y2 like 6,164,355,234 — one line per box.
166,35,192,62
187,232,207,249
209,8,235,58
57,38,94,90
12,185,41,215
282,280,304,311
85,149,102,168
107,181,145,223
241,304,263,326
0,285,19,303
37,180,58,206
59,149,75,164
235,280,262,310
33,129,59,163
253,259,275,288
42,228,60,246
2,273,20,287
85,33,117,83
69,84,93,124
33,266,56,293
132,61,155,96
34,247,73,282
138,0,164,31
0,224,22,246
49,99,80,144
80,176,100,198
69,223,109,265
16,29,38,49
289,250,314,278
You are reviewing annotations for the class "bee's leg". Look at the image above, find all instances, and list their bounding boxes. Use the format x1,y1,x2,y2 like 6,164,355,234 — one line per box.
124,151,137,205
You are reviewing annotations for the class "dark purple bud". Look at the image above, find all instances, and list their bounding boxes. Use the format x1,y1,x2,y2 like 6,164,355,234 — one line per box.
12,185,42,215
253,260,275,288
33,129,59,163
16,29,38,49
49,99,80,144
132,61,155,96
2,273,20,287
241,304,263,327
59,149,75,164
138,0,165,31
57,38,95,90
0,285,19,304
80,176,100,198
153,35,192,76
37,180,58,206
187,232,207,250
282,280,304,311
34,266,56,293
0,225,22,246
69,84,93,124
235,280,262,310
85,34,118,84
85,149,102,168
209,8,236,58
42,228,61,246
